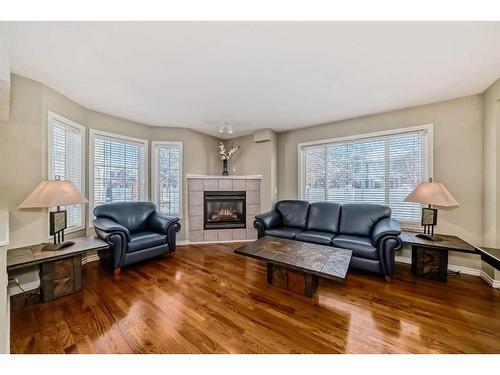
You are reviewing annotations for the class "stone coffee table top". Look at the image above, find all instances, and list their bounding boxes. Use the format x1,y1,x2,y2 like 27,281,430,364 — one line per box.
235,236,352,281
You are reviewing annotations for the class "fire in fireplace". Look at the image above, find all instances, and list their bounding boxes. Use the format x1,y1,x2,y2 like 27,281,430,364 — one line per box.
204,191,246,229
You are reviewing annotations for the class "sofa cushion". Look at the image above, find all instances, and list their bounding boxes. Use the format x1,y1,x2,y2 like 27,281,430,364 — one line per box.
128,231,168,253
339,203,391,237
295,230,336,245
265,227,303,239
276,200,310,228
307,202,341,233
332,234,378,260
94,202,157,233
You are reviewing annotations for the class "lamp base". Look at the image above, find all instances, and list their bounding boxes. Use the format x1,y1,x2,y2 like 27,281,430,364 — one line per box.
415,233,442,242
41,241,75,251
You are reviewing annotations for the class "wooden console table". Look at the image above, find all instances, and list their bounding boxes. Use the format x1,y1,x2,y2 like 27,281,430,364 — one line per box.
7,236,109,302
400,231,477,282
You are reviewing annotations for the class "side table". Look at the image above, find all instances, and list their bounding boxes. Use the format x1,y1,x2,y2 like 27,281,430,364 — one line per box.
400,231,477,282
7,236,110,302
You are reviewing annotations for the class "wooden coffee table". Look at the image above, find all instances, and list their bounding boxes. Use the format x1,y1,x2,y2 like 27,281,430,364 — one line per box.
235,236,352,297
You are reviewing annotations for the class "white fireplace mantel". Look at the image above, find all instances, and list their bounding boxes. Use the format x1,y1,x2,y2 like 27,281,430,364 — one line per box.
186,174,262,180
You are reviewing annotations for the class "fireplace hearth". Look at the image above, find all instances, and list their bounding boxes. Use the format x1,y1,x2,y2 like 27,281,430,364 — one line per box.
204,191,246,229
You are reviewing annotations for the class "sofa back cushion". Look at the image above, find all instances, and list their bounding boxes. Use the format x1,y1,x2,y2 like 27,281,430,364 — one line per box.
93,202,157,233
339,203,391,237
307,202,341,233
276,200,310,228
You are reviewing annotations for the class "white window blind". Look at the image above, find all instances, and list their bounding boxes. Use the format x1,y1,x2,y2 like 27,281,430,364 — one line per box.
90,132,146,213
300,128,430,225
48,113,85,230
153,142,182,216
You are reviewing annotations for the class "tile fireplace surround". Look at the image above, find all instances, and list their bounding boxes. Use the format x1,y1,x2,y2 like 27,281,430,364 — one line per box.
187,175,262,243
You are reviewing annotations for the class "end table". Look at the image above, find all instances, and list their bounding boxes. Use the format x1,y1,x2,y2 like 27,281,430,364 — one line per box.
400,231,477,282
7,236,110,302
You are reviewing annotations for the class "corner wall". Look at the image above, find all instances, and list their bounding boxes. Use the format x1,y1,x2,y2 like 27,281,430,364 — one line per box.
278,95,484,269
0,74,221,247
482,78,500,248
228,130,278,212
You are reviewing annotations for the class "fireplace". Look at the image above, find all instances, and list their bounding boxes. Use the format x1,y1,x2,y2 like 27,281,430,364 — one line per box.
204,191,246,229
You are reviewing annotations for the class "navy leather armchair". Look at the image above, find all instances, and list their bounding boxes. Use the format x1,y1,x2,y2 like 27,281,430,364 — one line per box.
93,202,181,272
254,200,402,281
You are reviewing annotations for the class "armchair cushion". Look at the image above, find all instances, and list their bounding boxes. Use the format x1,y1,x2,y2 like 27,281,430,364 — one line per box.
332,234,378,260
128,231,168,253
276,200,310,228
372,217,401,245
295,230,336,245
93,202,156,233
266,226,303,239
93,217,131,241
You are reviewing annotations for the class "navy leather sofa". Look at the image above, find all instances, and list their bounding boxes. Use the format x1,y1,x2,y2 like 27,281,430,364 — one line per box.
254,200,402,280
93,202,181,273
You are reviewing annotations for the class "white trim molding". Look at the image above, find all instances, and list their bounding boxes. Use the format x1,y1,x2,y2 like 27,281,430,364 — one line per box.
47,111,86,234
297,123,434,226
151,141,183,218
395,255,499,289
88,129,149,227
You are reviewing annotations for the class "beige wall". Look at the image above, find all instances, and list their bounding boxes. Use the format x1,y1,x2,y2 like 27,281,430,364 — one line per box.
229,131,278,212
482,78,500,248
0,76,45,248
0,74,220,247
278,95,484,268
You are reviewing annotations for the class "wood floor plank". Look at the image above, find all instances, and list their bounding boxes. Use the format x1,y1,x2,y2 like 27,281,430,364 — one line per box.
10,242,500,354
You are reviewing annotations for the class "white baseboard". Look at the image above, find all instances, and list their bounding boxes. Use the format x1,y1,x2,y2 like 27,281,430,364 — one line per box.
480,270,500,288
395,255,499,288
395,255,411,264
82,253,100,265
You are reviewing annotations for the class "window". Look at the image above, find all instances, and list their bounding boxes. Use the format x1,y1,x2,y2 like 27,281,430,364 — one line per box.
152,142,182,216
89,130,148,217
48,112,85,232
299,125,432,226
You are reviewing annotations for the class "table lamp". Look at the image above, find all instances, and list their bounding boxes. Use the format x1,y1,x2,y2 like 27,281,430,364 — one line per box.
404,178,459,241
18,178,89,250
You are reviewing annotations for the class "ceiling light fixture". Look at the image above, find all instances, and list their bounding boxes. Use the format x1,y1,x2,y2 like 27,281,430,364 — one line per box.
219,122,233,135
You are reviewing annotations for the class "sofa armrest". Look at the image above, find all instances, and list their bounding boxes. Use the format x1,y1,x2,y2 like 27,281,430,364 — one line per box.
255,210,282,229
254,210,282,238
149,212,180,234
372,217,401,246
93,217,131,242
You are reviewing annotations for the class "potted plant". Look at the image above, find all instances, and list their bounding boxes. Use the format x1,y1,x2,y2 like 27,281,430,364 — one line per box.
218,142,239,176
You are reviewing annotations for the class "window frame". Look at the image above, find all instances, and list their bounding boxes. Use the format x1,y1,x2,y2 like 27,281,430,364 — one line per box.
88,129,149,227
297,124,434,228
47,111,86,234
151,141,183,218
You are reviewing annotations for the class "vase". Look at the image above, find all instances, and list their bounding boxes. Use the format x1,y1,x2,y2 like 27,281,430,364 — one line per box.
222,159,229,176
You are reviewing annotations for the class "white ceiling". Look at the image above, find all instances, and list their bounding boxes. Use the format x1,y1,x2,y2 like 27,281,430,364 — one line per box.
6,22,500,138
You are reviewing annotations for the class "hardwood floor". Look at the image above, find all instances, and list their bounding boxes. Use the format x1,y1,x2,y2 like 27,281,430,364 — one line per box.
10,243,500,354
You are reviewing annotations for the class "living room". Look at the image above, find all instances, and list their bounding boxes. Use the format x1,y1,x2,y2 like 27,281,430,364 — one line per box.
1,1,500,371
